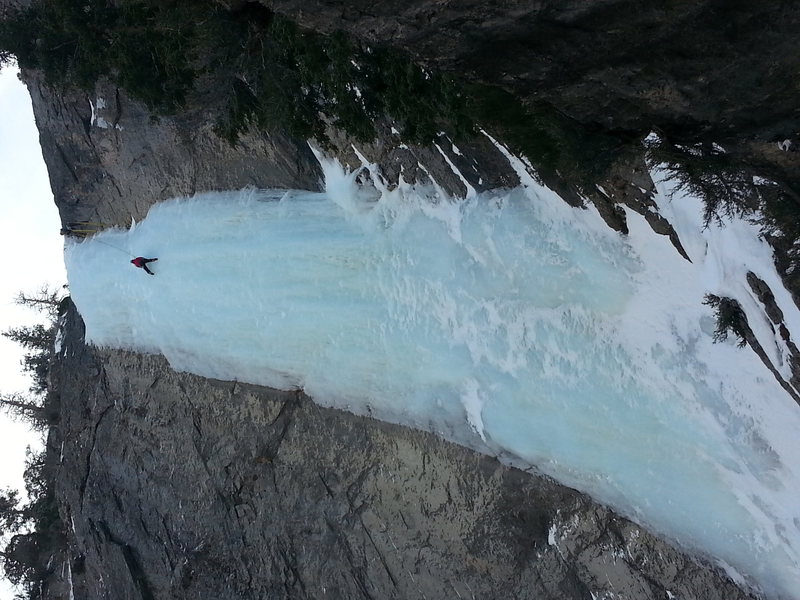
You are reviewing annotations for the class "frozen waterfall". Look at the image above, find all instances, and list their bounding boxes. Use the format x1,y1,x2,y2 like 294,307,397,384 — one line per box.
64,151,800,599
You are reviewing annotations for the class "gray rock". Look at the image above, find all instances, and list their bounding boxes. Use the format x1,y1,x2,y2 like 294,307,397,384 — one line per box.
256,0,800,141
24,71,323,228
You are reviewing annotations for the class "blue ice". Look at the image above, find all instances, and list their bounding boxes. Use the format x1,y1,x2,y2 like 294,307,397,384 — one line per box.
65,163,800,599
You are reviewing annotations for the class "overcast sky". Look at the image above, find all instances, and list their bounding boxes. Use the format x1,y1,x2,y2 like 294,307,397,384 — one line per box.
0,65,65,498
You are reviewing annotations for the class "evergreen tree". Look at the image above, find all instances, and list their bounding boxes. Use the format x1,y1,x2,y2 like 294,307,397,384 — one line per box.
13,286,64,322
0,393,44,429
2,324,54,395
0,0,201,113
0,452,63,596
0,285,66,595
2,285,64,395
3,324,53,352
0,488,23,535
703,294,749,348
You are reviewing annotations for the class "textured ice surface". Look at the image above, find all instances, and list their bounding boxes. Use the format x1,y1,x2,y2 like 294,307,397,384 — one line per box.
66,156,800,598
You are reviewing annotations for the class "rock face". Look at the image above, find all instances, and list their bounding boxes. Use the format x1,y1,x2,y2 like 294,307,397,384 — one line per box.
25,71,324,228
25,69,528,229
258,0,800,241
47,300,757,600
257,0,800,142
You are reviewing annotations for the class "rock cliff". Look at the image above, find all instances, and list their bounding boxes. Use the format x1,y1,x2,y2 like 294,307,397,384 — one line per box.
257,0,800,142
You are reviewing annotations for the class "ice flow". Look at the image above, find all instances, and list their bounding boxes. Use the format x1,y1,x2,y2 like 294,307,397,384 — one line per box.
65,156,800,599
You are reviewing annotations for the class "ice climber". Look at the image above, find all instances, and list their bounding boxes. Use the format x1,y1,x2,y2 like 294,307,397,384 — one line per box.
131,257,158,275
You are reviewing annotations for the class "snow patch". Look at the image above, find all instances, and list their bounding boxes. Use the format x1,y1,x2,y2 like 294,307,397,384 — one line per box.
434,142,477,198
547,524,559,546
54,327,63,353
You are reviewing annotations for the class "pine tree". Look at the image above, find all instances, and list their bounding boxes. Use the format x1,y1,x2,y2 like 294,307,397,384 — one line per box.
13,286,64,321
0,488,23,535
2,325,54,395
2,324,53,351
2,285,64,395
0,393,45,429
0,452,63,594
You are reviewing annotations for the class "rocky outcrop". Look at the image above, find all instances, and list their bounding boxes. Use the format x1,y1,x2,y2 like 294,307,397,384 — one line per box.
45,300,757,600
257,0,800,269
25,69,529,229
256,0,800,143
25,71,323,228
747,271,800,400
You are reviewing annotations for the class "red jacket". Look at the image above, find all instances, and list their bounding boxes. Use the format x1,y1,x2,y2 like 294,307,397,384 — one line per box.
131,257,146,267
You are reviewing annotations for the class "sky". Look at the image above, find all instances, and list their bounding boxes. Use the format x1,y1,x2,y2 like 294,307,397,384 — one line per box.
0,63,65,577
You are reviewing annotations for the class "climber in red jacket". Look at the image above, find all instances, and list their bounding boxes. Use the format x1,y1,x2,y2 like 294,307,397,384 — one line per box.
131,257,158,275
